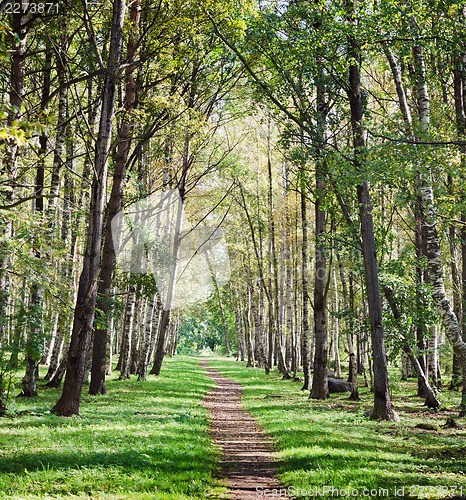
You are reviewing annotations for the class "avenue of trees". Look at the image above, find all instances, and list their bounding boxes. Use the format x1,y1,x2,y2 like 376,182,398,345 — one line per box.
0,0,466,421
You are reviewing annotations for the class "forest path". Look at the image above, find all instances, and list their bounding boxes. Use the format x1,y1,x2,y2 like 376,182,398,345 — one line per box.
201,360,291,499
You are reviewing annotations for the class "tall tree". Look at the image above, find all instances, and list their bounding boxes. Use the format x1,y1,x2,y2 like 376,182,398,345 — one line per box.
89,0,141,396
346,0,395,420
52,0,126,416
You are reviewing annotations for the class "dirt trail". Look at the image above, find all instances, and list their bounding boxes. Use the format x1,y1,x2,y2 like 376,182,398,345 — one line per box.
201,360,290,499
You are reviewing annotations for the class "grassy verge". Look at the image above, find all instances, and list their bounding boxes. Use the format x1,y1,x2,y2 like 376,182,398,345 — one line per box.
0,356,224,500
208,358,466,500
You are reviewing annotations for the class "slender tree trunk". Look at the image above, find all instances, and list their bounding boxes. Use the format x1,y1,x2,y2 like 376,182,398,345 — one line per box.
46,31,68,221
311,170,328,398
234,290,246,361
266,125,285,372
300,178,311,390
428,325,440,390
19,35,51,397
118,286,136,379
415,197,428,397
337,254,359,399
347,14,394,419
211,270,230,356
311,84,329,399
52,0,126,416
0,6,27,397
401,351,408,381
278,169,288,374
410,45,466,414
137,294,156,380
333,269,342,379
150,187,185,376
89,0,140,395
151,309,169,375
246,282,254,367
238,182,270,373
286,209,296,375
130,295,143,374
251,281,267,370
404,345,440,409
45,322,64,381
454,51,466,414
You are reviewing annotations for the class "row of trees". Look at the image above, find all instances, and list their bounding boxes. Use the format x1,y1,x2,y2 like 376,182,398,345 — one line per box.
218,0,466,419
0,0,465,420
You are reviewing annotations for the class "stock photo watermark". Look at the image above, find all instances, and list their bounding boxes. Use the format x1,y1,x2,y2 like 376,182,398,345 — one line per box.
256,485,465,498
112,189,230,310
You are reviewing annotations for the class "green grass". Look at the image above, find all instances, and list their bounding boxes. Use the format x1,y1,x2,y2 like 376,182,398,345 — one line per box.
3,356,466,499
0,356,224,500
208,358,466,500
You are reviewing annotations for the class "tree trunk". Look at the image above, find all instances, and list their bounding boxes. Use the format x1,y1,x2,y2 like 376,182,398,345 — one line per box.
252,281,267,370
332,269,342,379
300,183,311,390
337,254,359,399
150,309,169,375
347,17,394,420
46,31,68,221
428,325,440,390
310,171,329,399
266,125,285,373
454,50,466,415
403,345,440,409
246,282,254,367
137,294,157,381
118,285,136,379
45,322,64,381
150,185,184,375
19,34,51,397
52,0,126,417
415,196,428,398
311,84,329,399
212,270,230,357
89,0,140,396
411,46,466,394
234,290,246,362
130,295,143,374
0,4,27,395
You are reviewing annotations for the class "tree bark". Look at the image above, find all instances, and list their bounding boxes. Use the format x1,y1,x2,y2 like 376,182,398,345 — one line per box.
137,294,157,380
118,285,137,379
453,51,466,415
0,3,27,375
300,184,311,390
347,17,395,420
89,0,140,395
52,0,126,416
311,84,329,399
410,46,466,411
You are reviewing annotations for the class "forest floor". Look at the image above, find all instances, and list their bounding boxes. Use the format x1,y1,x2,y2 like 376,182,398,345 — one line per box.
207,358,466,500
201,360,287,499
1,356,466,499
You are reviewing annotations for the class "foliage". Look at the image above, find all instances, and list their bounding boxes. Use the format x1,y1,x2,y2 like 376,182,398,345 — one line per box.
177,290,236,355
